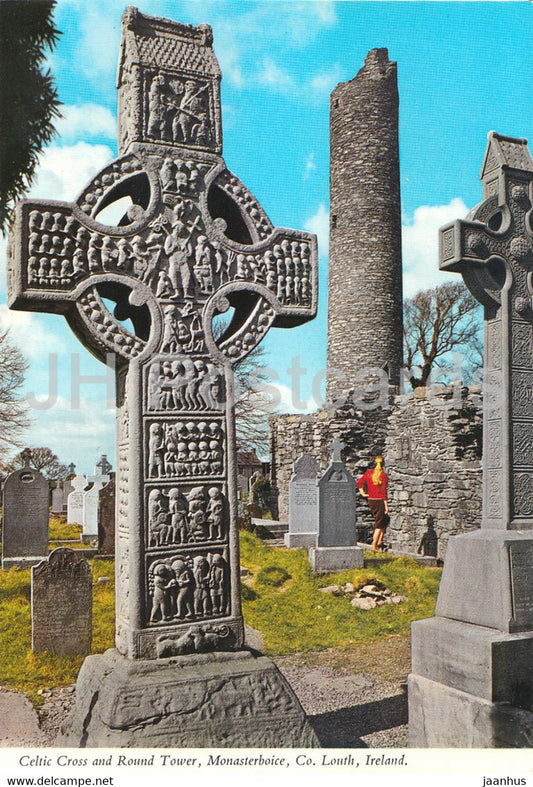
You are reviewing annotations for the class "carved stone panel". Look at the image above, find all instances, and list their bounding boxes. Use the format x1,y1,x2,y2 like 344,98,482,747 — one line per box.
32,548,92,656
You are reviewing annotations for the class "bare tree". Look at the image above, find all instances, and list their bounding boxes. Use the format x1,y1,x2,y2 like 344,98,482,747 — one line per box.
6,446,68,481
213,317,271,454
0,329,29,466
403,281,482,389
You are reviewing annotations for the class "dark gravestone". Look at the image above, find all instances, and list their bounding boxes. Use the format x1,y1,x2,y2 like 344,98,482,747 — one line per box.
309,440,363,571
98,476,115,555
9,9,319,747
409,133,533,747
2,449,49,569
32,548,92,656
285,453,318,548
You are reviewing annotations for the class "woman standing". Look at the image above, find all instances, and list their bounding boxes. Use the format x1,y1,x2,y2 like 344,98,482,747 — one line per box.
357,456,389,551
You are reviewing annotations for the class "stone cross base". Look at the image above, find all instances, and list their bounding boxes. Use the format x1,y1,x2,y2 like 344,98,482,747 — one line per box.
409,672,533,747
57,648,320,747
308,546,364,573
409,532,533,747
284,532,317,549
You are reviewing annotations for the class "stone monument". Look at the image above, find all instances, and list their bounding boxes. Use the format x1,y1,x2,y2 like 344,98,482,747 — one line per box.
67,475,88,525
2,449,49,570
409,132,533,747
8,8,318,746
81,458,111,541
309,439,363,572
284,453,318,548
98,476,115,555
31,548,92,656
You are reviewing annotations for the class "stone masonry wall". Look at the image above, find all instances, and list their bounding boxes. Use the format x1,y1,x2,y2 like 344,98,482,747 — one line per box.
385,386,482,559
270,394,392,536
270,386,483,558
327,48,403,399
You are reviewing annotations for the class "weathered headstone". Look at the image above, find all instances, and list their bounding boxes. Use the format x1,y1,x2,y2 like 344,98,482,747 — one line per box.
2,449,49,570
51,478,75,516
81,457,111,540
284,453,318,548
409,132,533,747
67,475,88,525
309,439,363,571
8,8,318,746
31,548,92,656
98,476,115,555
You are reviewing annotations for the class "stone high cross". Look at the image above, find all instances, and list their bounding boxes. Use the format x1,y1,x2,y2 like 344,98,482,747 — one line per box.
440,132,533,532
8,8,317,659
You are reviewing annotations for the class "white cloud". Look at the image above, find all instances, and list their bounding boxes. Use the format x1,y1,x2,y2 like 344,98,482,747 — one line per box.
305,203,329,258
23,394,116,472
304,152,317,180
55,104,116,142
310,64,343,95
28,142,114,203
402,198,470,298
0,305,66,359
258,58,294,92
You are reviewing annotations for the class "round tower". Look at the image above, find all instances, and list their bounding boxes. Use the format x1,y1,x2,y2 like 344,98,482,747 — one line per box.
327,48,403,401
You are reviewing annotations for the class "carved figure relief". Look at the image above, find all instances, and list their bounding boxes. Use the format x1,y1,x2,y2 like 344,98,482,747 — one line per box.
147,419,224,479
146,356,225,412
148,551,229,624
160,303,205,354
145,72,213,148
147,484,226,546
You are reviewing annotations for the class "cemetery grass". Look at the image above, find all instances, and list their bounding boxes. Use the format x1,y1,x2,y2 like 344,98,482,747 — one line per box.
0,559,114,705
48,516,83,544
240,531,441,655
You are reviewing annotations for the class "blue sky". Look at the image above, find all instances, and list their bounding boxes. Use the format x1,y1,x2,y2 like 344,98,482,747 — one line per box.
1,1,532,470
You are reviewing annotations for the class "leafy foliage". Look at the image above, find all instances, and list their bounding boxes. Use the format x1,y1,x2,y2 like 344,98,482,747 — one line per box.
403,281,482,388
0,1,61,229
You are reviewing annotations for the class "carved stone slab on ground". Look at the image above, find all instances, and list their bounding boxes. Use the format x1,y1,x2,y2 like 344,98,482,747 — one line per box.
32,548,92,656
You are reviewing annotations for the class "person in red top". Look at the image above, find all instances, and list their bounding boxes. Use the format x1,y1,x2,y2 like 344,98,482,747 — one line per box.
357,456,389,551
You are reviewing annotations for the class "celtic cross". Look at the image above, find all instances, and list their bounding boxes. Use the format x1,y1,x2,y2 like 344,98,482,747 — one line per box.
440,132,533,531
8,8,317,658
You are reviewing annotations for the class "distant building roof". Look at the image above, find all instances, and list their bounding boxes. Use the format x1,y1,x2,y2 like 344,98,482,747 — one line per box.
236,450,262,469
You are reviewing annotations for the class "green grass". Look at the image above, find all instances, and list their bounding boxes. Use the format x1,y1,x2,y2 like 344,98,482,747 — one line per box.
0,559,114,705
239,531,441,655
49,516,82,542
0,531,441,705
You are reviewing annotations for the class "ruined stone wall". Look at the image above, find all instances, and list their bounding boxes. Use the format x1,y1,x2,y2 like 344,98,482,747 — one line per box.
327,48,403,399
270,386,483,558
270,396,391,535
385,386,482,559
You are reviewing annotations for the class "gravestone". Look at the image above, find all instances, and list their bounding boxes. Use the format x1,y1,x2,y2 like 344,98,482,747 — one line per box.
67,475,88,525
31,548,92,656
309,439,363,571
8,8,318,747
284,453,318,548
2,449,49,570
409,132,533,747
51,478,75,516
81,457,111,540
98,476,115,555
